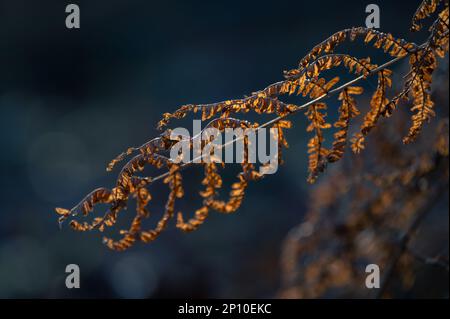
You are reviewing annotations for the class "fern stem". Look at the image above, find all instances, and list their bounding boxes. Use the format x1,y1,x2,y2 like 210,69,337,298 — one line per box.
137,37,444,185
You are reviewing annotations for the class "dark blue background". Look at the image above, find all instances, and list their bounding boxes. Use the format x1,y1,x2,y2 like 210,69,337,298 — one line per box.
0,0,432,298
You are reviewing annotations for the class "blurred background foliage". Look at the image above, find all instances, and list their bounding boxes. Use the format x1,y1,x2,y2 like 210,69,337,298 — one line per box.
0,0,447,298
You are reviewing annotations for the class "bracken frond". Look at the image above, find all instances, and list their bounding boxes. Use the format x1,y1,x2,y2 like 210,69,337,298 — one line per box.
327,86,363,162
403,50,438,143
305,102,331,183
55,0,449,250
412,0,444,31
351,69,393,152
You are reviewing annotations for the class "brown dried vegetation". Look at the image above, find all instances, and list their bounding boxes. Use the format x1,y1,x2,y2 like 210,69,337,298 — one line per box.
280,112,449,298
56,0,449,251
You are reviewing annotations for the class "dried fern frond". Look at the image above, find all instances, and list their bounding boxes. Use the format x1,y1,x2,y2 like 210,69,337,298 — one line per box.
429,5,450,57
327,86,363,163
305,102,331,184
403,50,438,143
351,69,393,152
56,1,449,250
412,0,445,31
